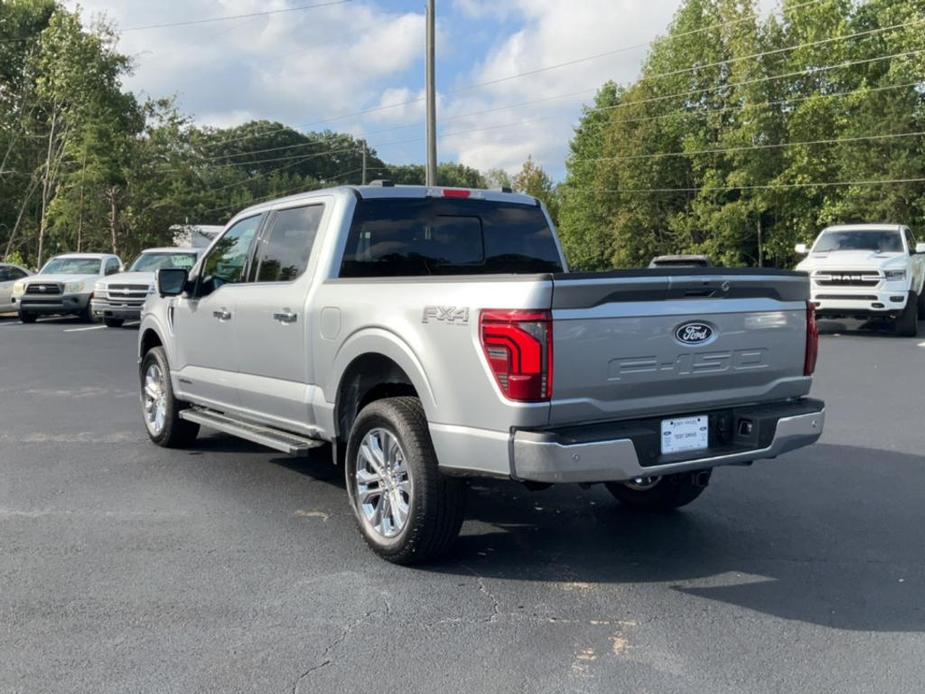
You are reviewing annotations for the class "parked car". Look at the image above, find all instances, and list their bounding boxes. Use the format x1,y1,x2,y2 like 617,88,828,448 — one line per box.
139,184,824,564
92,247,202,327
795,224,925,336
11,253,122,323
0,263,32,314
649,254,713,268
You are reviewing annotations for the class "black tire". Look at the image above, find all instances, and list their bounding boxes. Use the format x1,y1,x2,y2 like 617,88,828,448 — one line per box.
18,311,36,324
345,396,466,565
139,346,199,448
104,318,124,328
605,470,711,512
893,291,918,337
917,289,925,320
78,305,96,323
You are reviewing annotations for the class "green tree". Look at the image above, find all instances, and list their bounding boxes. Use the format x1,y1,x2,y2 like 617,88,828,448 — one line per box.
512,156,559,223
558,82,621,270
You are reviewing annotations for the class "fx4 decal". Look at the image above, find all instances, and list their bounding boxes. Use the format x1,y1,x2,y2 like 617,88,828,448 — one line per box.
423,306,469,324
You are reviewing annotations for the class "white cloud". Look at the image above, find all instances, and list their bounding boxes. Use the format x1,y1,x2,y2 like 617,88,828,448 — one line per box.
72,0,426,131
440,0,682,175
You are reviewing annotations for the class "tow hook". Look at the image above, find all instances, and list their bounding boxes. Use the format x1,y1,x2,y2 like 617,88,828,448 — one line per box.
692,471,712,488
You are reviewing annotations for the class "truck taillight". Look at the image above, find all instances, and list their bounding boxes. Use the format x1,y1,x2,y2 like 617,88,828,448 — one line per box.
480,309,553,402
805,302,819,376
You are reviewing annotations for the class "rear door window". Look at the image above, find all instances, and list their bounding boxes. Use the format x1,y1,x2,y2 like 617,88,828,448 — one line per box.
252,204,325,282
340,198,562,277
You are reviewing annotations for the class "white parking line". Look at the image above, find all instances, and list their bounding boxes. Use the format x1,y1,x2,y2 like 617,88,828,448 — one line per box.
63,325,107,333
918,341,925,348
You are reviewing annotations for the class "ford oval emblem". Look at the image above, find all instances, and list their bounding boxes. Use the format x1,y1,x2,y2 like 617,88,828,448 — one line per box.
675,322,714,345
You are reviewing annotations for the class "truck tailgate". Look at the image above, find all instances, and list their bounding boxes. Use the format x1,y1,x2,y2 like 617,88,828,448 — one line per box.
549,269,812,425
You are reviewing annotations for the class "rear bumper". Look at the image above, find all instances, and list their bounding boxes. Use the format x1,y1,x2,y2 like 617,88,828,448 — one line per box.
511,398,825,484
16,293,89,314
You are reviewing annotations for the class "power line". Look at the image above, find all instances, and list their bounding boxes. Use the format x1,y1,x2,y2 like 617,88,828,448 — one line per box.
599,177,925,195
196,0,837,149
429,80,923,147
0,0,352,44
430,47,925,131
121,0,352,32
199,167,364,217
584,130,925,163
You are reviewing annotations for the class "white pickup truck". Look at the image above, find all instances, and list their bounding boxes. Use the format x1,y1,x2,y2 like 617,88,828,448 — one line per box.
795,224,925,336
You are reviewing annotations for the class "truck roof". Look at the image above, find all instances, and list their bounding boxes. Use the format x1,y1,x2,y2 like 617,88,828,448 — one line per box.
50,253,117,260
822,223,905,232
140,247,200,254
233,184,539,220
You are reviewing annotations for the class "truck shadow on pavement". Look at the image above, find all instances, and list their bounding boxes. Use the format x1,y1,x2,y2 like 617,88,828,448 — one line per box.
251,440,924,633
425,442,925,633
818,317,924,336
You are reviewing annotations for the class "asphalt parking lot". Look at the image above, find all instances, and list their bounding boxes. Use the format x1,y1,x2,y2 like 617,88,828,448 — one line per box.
2,315,924,693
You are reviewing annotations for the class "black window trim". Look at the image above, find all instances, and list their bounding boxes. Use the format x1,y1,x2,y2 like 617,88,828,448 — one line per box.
248,202,326,285
195,212,266,293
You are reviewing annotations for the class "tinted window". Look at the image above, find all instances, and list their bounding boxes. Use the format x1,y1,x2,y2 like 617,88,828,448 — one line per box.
130,252,199,272
340,198,562,277
904,228,917,253
253,205,324,282
105,258,121,275
201,215,262,290
40,257,102,275
10,267,27,280
814,230,903,253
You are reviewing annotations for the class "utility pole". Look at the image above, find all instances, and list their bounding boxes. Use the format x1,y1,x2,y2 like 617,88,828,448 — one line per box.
361,142,367,185
425,0,437,186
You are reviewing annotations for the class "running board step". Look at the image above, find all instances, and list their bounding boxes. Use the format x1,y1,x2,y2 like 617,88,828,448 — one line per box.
179,408,324,456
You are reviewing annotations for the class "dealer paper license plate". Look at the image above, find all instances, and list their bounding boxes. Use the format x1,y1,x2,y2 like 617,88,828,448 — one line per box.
660,415,709,455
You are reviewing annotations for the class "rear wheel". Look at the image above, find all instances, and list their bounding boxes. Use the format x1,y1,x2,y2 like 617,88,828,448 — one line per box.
140,346,199,448
893,291,918,337
104,318,124,328
605,471,711,512
18,311,36,324
345,397,466,565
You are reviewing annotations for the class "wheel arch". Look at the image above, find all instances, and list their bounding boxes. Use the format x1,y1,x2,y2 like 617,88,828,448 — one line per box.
331,329,437,442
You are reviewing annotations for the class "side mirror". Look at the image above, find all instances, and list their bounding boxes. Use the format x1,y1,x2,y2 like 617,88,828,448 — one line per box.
157,268,189,297
916,243,925,255
794,243,808,255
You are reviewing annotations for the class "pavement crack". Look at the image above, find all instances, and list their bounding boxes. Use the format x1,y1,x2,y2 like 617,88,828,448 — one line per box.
291,604,384,693
463,564,501,624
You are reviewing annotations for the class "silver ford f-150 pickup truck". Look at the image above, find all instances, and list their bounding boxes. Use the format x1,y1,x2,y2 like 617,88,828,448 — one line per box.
139,184,824,564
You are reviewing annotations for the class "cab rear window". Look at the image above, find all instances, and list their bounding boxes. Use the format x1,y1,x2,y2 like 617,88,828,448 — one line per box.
339,198,563,277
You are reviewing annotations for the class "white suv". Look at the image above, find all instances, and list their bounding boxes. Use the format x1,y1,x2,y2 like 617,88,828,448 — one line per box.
796,224,925,336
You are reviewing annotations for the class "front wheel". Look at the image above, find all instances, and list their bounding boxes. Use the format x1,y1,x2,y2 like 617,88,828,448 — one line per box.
894,291,919,337
104,318,124,328
605,470,711,512
140,346,199,448
18,311,36,324
917,289,925,320
345,397,466,565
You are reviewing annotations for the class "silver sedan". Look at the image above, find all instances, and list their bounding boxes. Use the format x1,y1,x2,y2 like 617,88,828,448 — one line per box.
0,263,32,313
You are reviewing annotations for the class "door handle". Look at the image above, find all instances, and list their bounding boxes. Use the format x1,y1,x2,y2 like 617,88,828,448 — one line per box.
273,310,298,324
212,309,232,321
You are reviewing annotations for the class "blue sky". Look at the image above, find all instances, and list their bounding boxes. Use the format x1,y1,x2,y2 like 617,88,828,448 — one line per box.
70,1,771,179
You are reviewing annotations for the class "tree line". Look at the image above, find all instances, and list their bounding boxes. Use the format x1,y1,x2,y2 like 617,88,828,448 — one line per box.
1,0,921,271
556,0,925,269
